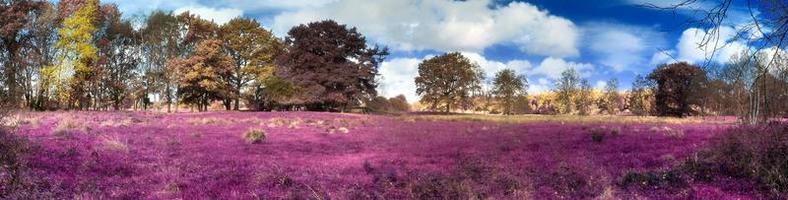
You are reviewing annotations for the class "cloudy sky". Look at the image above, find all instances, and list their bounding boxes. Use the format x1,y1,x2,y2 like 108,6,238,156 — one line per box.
101,0,765,102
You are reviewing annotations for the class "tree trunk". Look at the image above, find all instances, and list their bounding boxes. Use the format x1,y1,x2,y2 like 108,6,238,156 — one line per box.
6,43,19,107
234,98,240,111
165,83,172,113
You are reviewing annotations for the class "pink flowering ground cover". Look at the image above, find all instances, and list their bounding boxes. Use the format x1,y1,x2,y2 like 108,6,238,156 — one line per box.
11,111,761,199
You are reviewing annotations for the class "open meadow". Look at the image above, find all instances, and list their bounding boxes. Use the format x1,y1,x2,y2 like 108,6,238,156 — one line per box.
4,0,788,199
6,111,779,199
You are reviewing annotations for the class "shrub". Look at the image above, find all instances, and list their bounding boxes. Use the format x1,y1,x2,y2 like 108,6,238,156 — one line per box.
589,128,606,143
619,170,686,190
0,128,27,189
243,129,266,144
682,124,788,193
546,165,605,198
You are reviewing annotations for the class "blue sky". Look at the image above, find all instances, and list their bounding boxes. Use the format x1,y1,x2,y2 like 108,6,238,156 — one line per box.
101,0,766,102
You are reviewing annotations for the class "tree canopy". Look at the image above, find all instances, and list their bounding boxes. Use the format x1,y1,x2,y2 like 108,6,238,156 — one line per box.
415,52,484,113
649,62,706,117
275,20,388,111
492,69,527,115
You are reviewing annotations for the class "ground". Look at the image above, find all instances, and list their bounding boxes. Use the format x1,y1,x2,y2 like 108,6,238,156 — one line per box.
7,111,760,199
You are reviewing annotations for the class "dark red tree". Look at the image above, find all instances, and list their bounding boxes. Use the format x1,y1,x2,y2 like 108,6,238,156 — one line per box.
275,20,388,111
648,62,706,117
1,0,44,106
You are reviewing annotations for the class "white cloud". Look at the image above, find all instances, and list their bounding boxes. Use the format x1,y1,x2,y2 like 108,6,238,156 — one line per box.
528,78,551,94
460,52,531,79
378,57,423,103
209,0,337,11
104,0,334,17
271,0,580,57
585,23,665,72
650,50,676,65
594,80,607,90
174,6,243,25
532,57,594,79
675,27,749,64
650,27,751,66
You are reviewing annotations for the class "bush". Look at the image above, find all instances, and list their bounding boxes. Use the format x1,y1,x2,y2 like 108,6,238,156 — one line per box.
682,124,788,193
589,128,606,143
619,170,687,190
243,129,266,144
0,128,27,189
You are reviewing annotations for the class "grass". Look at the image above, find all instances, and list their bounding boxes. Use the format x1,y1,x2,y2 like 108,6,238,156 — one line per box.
7,111,764,198
400,113,736,125
51,118,91,136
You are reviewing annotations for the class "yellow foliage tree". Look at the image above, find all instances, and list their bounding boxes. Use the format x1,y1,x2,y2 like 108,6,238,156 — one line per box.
54,0,98,109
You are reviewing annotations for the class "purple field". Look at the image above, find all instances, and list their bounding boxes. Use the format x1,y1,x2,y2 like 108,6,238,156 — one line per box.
10,112,761,199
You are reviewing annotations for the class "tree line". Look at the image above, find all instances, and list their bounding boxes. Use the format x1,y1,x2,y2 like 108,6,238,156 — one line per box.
1,0,395,112
2,0,786,122
413,51,788,123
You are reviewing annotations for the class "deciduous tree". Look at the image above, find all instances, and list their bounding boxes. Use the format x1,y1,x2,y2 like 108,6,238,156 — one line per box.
629,74,654,116
576,79,594,115
97,5,137,110
275,20,388,111
219,18,282,110
492,69,527,115
648,62,706,117
0,0,44,106
554,68,580,114
54,0,99,109
414,52,484,113
599,78,620,114
170,39,233,112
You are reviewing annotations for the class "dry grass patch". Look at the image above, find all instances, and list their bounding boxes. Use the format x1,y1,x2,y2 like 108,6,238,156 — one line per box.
100,135,129,152
0,114,42,129
649,126,684,138
401,114,723,125
326,126,350,134
243,129,266,144
99,118,135,127
52,118,91,136
189,117,232,125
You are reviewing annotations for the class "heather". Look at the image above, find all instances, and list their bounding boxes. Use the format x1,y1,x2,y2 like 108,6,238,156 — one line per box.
680,123,788,197
5,111,774,199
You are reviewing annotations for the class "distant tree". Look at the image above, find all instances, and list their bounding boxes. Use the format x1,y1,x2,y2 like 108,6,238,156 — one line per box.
366,96,391,113
415,52,484,113
367,95,411,113
648,62,706,117
629,74,654,116
492,69,527,115
276,20,388,111
599,78,620,114
219,18,282,110
576,79,594,115
1,0,44,107
554,68,580,114
388,94,410,112
170,39,233,112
